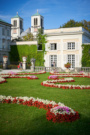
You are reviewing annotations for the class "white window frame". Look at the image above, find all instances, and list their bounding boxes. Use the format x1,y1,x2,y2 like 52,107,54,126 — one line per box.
50,43,57,50
67,42,75,50
67,54,75,68
50,55,57,67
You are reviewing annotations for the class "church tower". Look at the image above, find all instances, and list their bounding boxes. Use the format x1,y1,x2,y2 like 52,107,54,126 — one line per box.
31,10,44,36
11,13,23,40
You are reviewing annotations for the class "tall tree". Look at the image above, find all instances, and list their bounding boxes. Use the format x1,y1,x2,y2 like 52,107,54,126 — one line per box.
23,33,34,41
60,19,90,32
36,28,47,52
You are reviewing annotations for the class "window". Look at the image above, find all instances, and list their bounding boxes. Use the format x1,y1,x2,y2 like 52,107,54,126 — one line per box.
7,30,10,36
20,20,22,29
34,18,38,26
67,42,75,50
68,54,75,68
50,55,57,67
2,28,5,35
7,40,10,49
51,43,57,50
41,18,43,27
2,39,5,49
13,20,17,27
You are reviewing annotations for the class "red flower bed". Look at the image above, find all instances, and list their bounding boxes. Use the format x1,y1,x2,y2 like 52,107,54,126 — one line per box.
46,110,79,123
0,95,80,123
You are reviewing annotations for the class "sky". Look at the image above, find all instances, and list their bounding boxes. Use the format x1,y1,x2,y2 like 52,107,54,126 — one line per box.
0,0,90,31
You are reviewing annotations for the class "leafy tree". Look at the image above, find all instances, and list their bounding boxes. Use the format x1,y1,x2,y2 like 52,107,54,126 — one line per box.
60,19,90,32
82,44,90,67
36,28,47,52
23,33,34,41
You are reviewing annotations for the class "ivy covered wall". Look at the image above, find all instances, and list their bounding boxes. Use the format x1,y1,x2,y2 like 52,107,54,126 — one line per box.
9,45,44,66
82,44,90,67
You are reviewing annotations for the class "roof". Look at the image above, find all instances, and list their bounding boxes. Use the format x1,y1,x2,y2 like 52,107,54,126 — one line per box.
32,12,41,16
20,28,31,37
12,14,23,19
0,19,8,23
0,19,11,26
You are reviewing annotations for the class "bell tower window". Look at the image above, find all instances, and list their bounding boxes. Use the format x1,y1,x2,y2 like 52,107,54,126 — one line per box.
41,18,43,28
20,20,22,29
13,20,17,27
34,18,38,26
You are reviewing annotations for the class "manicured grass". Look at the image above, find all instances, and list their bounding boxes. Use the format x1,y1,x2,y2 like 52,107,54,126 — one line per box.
0,73,90,135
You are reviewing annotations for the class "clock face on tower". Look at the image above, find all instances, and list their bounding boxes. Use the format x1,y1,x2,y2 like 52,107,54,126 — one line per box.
34,28,37,32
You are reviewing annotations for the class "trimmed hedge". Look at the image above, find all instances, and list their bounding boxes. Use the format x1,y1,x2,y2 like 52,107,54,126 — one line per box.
82,44,90,67
9,45,44,66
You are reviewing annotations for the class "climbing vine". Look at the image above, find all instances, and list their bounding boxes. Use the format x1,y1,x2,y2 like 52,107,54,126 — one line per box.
82,44,90,67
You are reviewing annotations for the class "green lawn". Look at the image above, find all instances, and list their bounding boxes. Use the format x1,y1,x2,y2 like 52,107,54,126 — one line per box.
0,73,90,135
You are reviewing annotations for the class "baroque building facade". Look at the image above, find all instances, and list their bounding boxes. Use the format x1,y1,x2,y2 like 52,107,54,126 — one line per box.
44,27,90,69
0,19,11,63
11,12,90,70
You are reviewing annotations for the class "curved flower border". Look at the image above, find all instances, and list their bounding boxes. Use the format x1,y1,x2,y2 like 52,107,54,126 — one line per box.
50,72,90,78
0,75,38,84
41,78,90,89
0,95,79,123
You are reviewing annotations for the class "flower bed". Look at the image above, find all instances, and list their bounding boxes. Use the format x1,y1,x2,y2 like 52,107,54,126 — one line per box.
0,77,7,84
46,78,75,83
0,75,10,79
48,75,59,80
10,75,38,79
41,78,90,89
50,72,89,78
0,95,79,123
0,75,38,84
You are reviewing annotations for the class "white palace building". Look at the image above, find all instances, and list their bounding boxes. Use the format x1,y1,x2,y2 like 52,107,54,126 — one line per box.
0,11,88,70
11,11,90,70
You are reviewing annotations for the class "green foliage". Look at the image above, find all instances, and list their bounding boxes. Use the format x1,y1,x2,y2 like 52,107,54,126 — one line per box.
23,33,34,41
9,45,44,66
82,44,90,67
60,19,90,32
36,28,47,52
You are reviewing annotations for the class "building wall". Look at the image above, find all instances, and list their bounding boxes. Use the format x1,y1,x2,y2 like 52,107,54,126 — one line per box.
44,27,90,69
0,22,11,62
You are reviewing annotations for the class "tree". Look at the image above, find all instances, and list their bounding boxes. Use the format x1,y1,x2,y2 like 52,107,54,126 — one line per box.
82,44,90,67
36,28,47,52
60,19,90,32
23,33,34,41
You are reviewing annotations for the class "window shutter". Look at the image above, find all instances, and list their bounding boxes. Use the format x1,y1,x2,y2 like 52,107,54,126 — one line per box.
63,55,67,65
45,55,50,67
57,55,61,67
63,42,67,50
75,42,79,50
45,43,50,51
75,54,80,67
57,43,60,50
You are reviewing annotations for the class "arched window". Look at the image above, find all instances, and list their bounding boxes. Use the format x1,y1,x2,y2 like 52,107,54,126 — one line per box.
34,18,36,25
34,18,38,26
20,20,22,29
36,18,38,25
41,18,43,27
13,20,17,27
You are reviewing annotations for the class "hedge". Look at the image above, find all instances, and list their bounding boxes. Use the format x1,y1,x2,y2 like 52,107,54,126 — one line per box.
9,45,44,66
